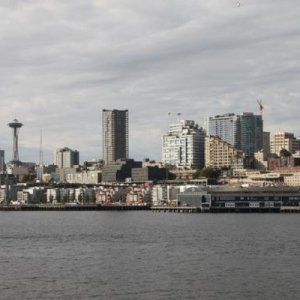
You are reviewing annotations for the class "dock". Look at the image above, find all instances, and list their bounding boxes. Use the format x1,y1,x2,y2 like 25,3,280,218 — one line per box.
151,206,201,213
0,204,151,211
0,204,299,213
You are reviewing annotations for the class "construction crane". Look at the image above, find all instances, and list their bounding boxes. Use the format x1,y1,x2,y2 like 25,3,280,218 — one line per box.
168,112,181,116
257,99,264,115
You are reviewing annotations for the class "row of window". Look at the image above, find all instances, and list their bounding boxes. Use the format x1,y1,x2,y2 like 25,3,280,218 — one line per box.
213,196,300,201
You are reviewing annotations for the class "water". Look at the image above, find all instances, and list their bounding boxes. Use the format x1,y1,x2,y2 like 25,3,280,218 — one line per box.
0,212,299,300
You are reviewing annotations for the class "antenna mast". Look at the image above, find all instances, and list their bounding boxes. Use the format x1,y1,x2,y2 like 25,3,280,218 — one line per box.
39,129,43,166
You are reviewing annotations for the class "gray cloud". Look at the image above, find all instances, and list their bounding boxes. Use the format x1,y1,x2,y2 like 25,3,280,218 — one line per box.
0,0,300,163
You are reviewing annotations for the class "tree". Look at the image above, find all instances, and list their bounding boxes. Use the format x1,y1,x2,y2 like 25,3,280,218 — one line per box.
280,149,291,157
193,168,221,179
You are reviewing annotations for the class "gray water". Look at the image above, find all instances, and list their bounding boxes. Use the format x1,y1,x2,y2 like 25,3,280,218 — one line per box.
0,212,299,300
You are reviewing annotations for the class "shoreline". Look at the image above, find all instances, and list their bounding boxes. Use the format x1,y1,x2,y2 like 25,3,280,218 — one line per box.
0,204,299,213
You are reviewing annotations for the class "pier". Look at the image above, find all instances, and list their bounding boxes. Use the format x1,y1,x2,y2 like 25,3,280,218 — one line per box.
0,204,151,211
151,206,201,213
0,204,299,213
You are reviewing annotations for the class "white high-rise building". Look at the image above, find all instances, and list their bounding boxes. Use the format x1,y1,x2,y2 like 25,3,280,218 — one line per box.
162,120,205,169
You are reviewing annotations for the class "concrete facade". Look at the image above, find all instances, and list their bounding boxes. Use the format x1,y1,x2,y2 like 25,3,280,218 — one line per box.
271,132,300,156
205,135,243,169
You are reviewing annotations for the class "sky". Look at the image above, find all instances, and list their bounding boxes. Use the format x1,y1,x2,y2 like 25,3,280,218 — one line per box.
0,0,299,164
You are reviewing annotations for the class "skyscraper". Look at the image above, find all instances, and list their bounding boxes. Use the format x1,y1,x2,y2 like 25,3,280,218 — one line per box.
236,112,263,164
0,150,5,173
162,120,205,169
208,113,238,147
102,109,129,165
263,131,271,158
208,112,263,167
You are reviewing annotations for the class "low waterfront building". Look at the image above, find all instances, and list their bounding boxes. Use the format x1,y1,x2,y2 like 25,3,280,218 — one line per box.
284,174,300,186
0,189,6,204
47,188,60,203
96,188,114,204
74,188,96,203
152,185,180,206
66,170,102,184
177,187,211,209
0,185,19,205
17,187,46,204
177,186,300,211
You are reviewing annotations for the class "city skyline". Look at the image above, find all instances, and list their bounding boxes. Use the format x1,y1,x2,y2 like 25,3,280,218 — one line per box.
0,0,299,163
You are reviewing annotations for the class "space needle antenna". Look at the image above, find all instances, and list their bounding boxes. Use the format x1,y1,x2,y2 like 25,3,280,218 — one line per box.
39,129,44,166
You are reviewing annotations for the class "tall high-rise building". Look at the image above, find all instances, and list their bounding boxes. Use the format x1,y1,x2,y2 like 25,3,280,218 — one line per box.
0,150,5,172
208,113,238,147
263,131,271,158
236,112,263,160
208,112,263,167
162,120,205,169
102,109,129,165
55,147,79,168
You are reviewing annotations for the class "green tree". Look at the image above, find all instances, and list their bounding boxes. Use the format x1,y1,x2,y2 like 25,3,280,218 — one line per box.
280,149,291,157
193,168,221,179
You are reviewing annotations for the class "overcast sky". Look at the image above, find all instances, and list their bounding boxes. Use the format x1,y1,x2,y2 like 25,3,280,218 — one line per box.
0,0,299,164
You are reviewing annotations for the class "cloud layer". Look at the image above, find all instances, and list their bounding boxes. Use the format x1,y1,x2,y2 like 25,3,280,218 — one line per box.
1,0,299,163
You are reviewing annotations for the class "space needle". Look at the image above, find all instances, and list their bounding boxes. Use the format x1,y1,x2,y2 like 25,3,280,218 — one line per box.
8,119,23,163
